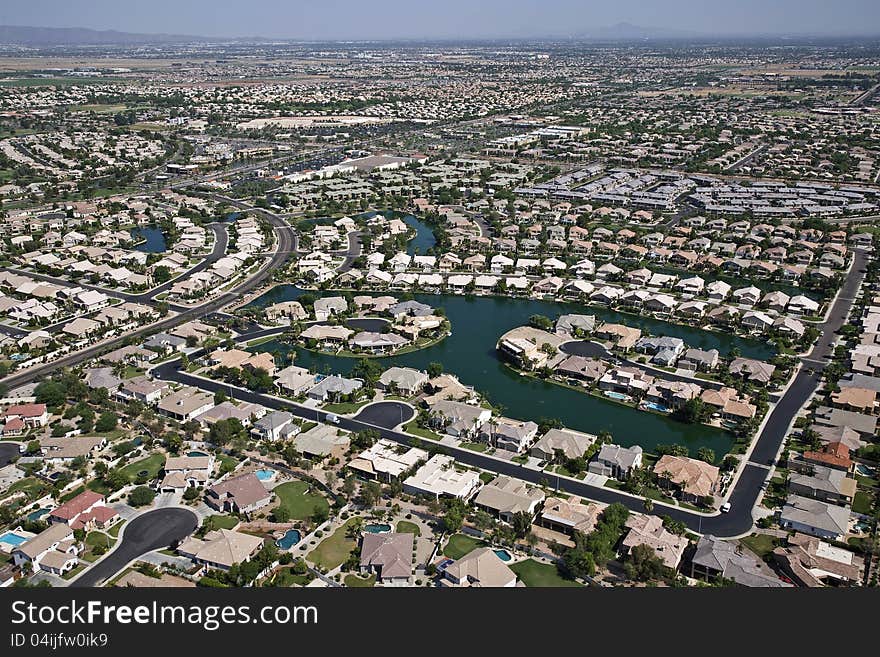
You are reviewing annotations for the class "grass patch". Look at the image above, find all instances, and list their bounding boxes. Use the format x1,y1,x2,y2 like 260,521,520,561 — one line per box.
217,454,238,474
4,477,50,501
107,522,124,538
404,421,441,441
479,472,495,484
740,533,781,559
461,442,488,452
61,564,87,581
117,453,164,483
322,400,369,414
202,515,240,532
510,559,582,587
344,573,376,587
274,481,329,521
852,490,874,515
269,566,314,587
395,521,421,536
307,518,358,570
442,534,484,560
58,486,86,503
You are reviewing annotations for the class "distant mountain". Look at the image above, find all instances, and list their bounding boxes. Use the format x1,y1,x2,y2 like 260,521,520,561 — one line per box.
572,22,702,41
0,25,211,46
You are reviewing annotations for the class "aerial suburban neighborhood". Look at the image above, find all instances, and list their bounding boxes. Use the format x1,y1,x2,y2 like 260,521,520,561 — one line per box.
0,12,879,597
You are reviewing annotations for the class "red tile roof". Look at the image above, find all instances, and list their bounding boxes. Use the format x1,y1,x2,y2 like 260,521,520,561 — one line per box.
51,490,104,521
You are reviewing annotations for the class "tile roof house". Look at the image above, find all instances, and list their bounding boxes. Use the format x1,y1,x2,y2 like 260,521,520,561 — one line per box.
690,535,790,587
537,496,602,536
441,547,518,588
11,523,80,575
654,455,720,503
531,428,596,461
177,529,263,572
588,444,643,480
621,514,688,571
359,532,414,585
403,454,482,500
473,476,545,522
771,534,864,587
206,473,272,515
780,495,851,541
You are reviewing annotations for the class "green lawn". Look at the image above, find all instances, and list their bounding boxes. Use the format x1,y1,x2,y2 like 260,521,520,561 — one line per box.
307,518,358,570
344,573,376,588
322,400,369,414
510,559,582,587
403,421,441,441
461,442,488,452
217,454,238,474
4,477,49,501
118,453,165,482
395,521,421,536
442,534,484,560
61,564,87,581
740,533,781,559
852,491,874,515
107,522,124,538
202,515,240,532
58,486,86,503
274,481,329,521
268,566,314,587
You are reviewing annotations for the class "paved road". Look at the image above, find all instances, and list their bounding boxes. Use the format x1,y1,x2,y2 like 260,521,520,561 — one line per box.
71,507,198,588
337,230,363,273
0,442,20,467
352,401,415,429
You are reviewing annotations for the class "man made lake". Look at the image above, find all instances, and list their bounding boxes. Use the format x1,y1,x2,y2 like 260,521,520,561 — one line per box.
245,287,775,456
402,214,436,255
131,226,167,253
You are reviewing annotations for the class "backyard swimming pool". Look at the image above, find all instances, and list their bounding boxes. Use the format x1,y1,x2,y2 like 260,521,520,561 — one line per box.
0,532,29,547
604,391,630,402
494,549,512,562
187,450,208,458
255,469,276,482
276,529,302,550
644,402,671,414
26,509,49,522
364,523,392,534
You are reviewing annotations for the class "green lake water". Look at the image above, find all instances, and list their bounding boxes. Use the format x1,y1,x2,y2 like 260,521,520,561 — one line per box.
245,287,775,456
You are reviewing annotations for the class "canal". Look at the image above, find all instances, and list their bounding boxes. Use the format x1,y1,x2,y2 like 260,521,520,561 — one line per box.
245,287,776,456
131,226,167,253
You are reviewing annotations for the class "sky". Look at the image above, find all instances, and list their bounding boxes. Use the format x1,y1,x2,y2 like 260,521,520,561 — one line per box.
1,0,879,40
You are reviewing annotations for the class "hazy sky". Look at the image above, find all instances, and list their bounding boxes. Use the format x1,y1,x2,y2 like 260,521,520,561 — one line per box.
2,0,879,40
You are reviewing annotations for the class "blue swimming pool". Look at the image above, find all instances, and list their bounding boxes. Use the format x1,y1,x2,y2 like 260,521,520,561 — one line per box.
276,529,302,550
26,509,49,522
255,469,275,482
494,549,512,562
364,523,392,534
604,391,630,401
0,532,28,547
644,402,671,413
187,451,208,458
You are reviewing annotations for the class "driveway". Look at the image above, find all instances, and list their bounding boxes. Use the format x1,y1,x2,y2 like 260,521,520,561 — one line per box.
352,401,415,429
71,507,198,588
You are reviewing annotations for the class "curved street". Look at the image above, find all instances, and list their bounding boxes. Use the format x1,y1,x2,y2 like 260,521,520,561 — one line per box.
71,507,198,588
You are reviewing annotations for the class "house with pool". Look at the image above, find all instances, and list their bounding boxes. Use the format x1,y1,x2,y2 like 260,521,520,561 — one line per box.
12,524,80,576
359,532,414,586
206,473,273,515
